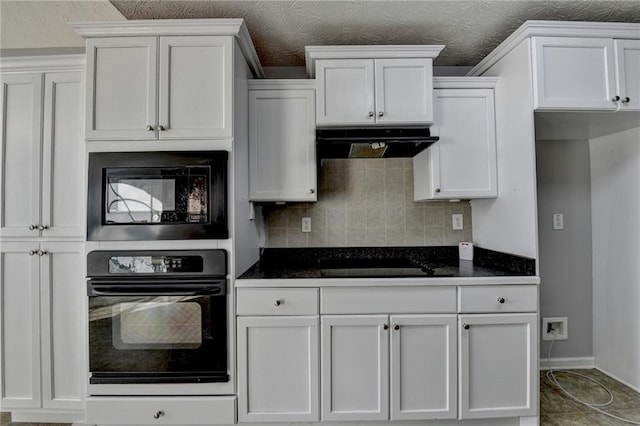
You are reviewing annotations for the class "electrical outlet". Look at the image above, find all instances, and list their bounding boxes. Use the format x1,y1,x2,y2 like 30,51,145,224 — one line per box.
452,214,463,230
301,217,311,233
542,317,568,341
553,213,564,230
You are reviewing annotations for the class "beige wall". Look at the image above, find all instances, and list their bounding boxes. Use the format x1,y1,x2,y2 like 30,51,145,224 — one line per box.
263,159,472,247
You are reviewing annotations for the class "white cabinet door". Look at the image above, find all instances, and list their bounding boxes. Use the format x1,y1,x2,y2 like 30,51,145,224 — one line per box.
39,243,84,410
249,88,317,201
375,58,433,124
0,73,42,238
321,315,389,421
459,314,537,419
159,36,232,139
237,316,319,422
86,37,157,140
414,88,497,200
0,243,41,408
390,315,457,420
532,37,617,110
615,39,640,111
41,72,84,238
316,59,375,126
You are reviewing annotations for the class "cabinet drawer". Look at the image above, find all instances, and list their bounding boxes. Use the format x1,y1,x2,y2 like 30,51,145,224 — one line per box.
458,285,537,313
321,286,456,314
237,288,318,315
86,396,235,425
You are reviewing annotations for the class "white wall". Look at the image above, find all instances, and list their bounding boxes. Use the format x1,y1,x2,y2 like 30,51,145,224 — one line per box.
590,126,640,391
536,139,593,360
471,40,539,261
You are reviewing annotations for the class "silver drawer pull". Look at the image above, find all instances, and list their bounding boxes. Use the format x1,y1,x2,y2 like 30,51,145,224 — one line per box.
497,297,506,304
463,323,470,330
153,410,164,419
274,299,283,307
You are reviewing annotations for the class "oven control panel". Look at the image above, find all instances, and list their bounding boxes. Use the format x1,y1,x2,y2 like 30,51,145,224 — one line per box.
108,255,203,274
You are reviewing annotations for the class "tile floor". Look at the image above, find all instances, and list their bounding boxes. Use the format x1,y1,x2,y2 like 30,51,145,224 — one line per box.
1,369,639,425
541,369,640,425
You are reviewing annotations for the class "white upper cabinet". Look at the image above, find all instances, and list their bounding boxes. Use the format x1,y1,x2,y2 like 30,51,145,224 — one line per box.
0,73,42,238
86,37,158,140
306,45,443,127
86,35,232,140
315,58,433,126
74,19,265,142
159,36,233,139
533,36,640,111
615,39,640,110
414,79,498,200
0,70,84,238
248,81,317,202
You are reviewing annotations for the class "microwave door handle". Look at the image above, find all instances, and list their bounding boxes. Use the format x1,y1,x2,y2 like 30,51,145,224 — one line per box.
88,284,225,297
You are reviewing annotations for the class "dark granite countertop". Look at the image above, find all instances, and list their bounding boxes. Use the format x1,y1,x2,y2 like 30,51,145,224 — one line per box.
238,246,536,280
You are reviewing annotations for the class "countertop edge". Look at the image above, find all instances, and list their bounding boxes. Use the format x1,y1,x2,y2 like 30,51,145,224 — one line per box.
234,276,541,287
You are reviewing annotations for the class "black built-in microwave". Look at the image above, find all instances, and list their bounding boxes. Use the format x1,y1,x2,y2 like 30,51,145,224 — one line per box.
87,151,228,241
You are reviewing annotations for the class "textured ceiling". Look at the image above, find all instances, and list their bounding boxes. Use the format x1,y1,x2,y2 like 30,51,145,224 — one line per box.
109,0,640,67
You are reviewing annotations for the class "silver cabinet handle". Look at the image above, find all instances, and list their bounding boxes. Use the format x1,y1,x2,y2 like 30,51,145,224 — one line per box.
622,96,631,104
393,324,400,331
435,188,441,193
612,95,621,102
378,111,384,117
383,324,389,330
29,224,38,230
146,125,155,131
153,410,164,419
309,188,315,194
497,297,506,304
368,111,375,117
158,125,166,131
38,250,47,256
463,323,470,330
274,299,283,307
29,250,37,256
38,225,49,231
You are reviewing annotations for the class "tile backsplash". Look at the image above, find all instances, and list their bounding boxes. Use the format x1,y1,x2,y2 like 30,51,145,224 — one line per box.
262,159,472,247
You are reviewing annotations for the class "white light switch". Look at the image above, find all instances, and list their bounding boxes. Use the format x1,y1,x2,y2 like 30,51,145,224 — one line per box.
553,213,564,230
302,217,311,233
452,214,463,230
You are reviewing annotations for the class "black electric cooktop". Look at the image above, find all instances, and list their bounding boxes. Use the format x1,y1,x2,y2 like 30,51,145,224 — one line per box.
318,258,455,278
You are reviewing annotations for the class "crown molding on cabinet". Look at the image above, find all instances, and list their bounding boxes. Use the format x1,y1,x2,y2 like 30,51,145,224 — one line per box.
248,79,316,91
305,45,445,78
69,19,264,78
433,77,498,89
0,54,86,72
469,20,640,76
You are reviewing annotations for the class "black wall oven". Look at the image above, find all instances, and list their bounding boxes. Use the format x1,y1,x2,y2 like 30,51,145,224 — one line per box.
87,250,228,391
87,151,227,241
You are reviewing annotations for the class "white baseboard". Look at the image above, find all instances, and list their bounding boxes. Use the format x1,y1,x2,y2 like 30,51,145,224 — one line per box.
595,367,640,393
539,356,595,370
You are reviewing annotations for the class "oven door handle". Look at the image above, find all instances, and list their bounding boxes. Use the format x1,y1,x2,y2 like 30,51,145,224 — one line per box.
88,282,225,297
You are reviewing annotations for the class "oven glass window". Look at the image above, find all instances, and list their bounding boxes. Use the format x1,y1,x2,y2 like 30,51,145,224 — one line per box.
105,167,209,225
114,300,202,350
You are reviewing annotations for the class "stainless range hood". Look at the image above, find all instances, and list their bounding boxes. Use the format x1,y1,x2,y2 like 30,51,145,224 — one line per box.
316,127,438,159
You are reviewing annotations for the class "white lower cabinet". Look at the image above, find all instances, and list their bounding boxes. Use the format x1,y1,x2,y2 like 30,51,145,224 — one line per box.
321,314,457,421
237,316,319,422
86,396,236,425
237,288,320,422
0,242,84,411
458,313,537,419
